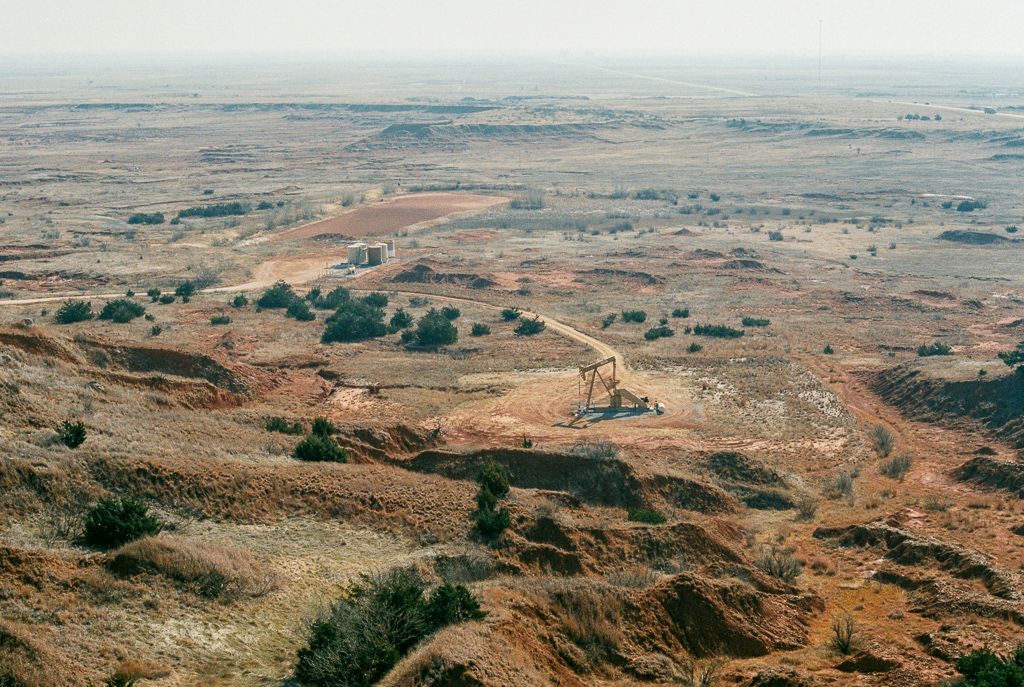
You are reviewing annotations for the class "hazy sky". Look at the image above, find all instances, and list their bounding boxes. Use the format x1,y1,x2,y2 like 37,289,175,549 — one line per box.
5,0,1024,59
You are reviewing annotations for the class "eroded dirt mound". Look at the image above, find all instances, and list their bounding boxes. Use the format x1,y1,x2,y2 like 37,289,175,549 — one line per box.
392,262,496,289
937,230,1009,245
746,666,817,686
813,517,1020,600
576,268,665,286
399,448,737,513
954,454,1024,495
721,259,782,273
336,424,443,461
701,451,796,509
866,365,1024,448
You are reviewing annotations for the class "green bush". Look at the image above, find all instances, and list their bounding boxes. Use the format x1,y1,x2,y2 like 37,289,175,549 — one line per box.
159,294,175,304
741,316,770,327
693,323,744,338
258,280,297,309
57,419,87,448
127,212,164,225
621,310,647,323
477,462,510,497
957,644,1024,686
266,417,303,435
687,342,703,353
880,454,913,481
671,308,690,318
174,281,196,303
311,417,336,438
998,340,1024,371
414,308,458,347
514,316,545,337
644,325,674,341
390,309,413,329
231,294,248,308
601,313,617,328
627,508,667,525
54,299,93,324
823,344,835,354
475,507,512,536
918,342,952,357
83,498,163,549
305,287,321,303
98,298,146,323
210,314,231,325
501,308,521,321
409,296,430,308
315,286,350,310
322,300,387,343
362,292,389,308
441,305,461,320
150,325,162,336
476,485,497,512
293,434,347,463
470,323,490,336
294,568,485,687
177,202,247,218
147,287,161,302
286,299,315,321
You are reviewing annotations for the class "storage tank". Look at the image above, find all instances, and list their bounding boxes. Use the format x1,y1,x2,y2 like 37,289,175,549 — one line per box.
385,240,396,258
347,242,367,265
366,243,387,265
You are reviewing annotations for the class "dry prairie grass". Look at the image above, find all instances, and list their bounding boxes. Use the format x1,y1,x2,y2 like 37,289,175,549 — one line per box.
109,535,278,601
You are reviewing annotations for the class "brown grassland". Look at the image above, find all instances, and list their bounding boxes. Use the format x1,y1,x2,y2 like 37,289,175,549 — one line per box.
1,57,1024,686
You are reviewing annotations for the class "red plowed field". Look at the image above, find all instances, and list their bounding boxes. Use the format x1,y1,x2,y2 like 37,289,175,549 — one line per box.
274,192,508,241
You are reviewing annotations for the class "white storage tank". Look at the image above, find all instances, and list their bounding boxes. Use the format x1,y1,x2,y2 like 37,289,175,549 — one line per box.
385,240,396,258
367,243,387,265
347,242,367,265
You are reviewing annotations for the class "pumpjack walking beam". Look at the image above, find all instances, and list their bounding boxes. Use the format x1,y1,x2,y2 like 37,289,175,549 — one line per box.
578,356,617,411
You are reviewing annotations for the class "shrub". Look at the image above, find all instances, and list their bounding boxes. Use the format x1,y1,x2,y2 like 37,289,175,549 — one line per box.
475,507,512,536
501,307,521,321
150,325,162,336
305,287,321,303
693,323,744,338
147,288,161,302
315,286,350,310
709,193,721,202
918,341,952,357
57,419,87,448
98,298,146,323
322,300,387,343
311,417,336,438
210,314,231,325
880,454,914,481
286,299,315,321
1007,225,1020,234
389,309,413,329
476,485,497,512
266,417,303,435
54,299,93,324
174,281,196,303
257,200,274,210
127,212,164,225
294,567,485,687
794,496,818,521
828,613,858,655
293,434,347,463
601,313,617,328
177,202,247,218
825,471,855,499
621,309,647,323
514,316,545,337
957,644,1024,686
441,305,461,320
414,308,458,347
998,340,1024,371
470,323,490,336
231,294,248,308
687,342,703,353
84,498,163,549
159,294,175,304
672,308,690,318
741,316,770,327
627,508,667,525
869,424,897,458
767,230,784,241
644,326,674,341
957,200,984,212
362,292,389,308
477,462,510,498
257,280,296,309
823,344,834,354
408,296,430,308
756,546,801,582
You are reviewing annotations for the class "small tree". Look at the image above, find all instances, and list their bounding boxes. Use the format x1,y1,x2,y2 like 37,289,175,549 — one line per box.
470,323,490,336
441,305,461,320
477,463,510,498
174,281,197,303
98,299,146,323
147,288,161,302
321,300,387,343
501,308,521,321
514,316,545,337
54,300,93,324
257,281,296,309
83,498,163,549
57,419,87,448
999,341,1024,373
362,292,389,308
414,309,458,347
231,294,248,308
390,308,413,329
293,435,347,463
311,417,336,438
286,299,315,321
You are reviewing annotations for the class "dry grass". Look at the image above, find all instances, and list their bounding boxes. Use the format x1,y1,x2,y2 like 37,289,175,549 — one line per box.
0,619,79,687
109,535,278,601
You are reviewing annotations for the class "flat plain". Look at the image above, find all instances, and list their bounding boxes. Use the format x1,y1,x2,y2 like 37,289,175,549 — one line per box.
2,56,1024,687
